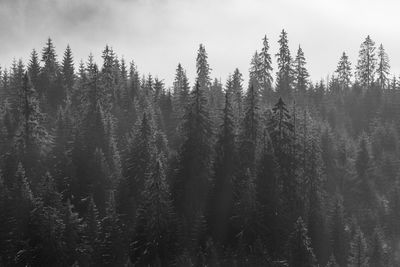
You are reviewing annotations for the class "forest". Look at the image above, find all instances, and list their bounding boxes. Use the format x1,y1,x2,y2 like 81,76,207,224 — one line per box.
0,29,399,266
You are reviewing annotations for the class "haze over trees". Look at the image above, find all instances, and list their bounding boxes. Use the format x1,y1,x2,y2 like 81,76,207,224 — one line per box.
0,32,400,266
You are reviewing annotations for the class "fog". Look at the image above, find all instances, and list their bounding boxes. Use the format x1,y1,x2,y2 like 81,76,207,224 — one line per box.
1,0,399,85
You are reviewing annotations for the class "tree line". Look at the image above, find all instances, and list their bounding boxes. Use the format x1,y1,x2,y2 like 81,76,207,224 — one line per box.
0,30,399,266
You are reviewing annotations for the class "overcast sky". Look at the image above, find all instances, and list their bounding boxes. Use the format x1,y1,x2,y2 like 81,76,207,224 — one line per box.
0,0,399,87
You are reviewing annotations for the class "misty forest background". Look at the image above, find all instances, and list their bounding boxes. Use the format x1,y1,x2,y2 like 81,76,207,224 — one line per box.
0,30,399,266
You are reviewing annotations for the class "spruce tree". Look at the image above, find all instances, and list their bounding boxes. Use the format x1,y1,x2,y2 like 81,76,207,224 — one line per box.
287,217,317,267
376,44,390,90
330,196,348,267
326,255,340,267
249,51,260,82
196,44,211,92
276,29,293,100
356,35,376,89
293,45,309,96
97,191,126,266
209,89,236,245
369,227,386,267
131,155,176,266
40,38,63,108
61,45,75,97
348,227,368,267
28,49,41,90
238,80,260,177
121,113,155,219
268,97,296,217
258,35,273,103
173,80,212,224
256,130,279,256
231,68,244,130
335,52,352,91
15,72,51,185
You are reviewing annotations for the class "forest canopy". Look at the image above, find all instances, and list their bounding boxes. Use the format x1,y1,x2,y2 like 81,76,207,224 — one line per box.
0,31,398,266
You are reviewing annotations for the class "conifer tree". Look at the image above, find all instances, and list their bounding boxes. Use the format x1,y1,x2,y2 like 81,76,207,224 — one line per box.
376,44,390,90
15,72,51,184
256,130,279,255
348,227,368,267
121,113,155,219
28,49,41,90
238,80,260,177
22,198,65,266
335,52,352,91
173,63,190,115
40,38,62,108
356,35,377,89
287,217,317,267
293,45,309,96
369,227,386,267
355,135,370,180
131,155,176,266
276,29,293,100
101,45,117,110
62,200,84,266
61,45,75,97
173,81,212,223
326,255,340,267
330,196,348,267
196,44,211,91
97,191,126,266
209,89,236,245
249,51,260,82
231,68,244,129
258,35,273,103
268,98,296,217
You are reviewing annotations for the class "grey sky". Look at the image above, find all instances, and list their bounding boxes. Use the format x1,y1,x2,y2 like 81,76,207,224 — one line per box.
0,0,399,87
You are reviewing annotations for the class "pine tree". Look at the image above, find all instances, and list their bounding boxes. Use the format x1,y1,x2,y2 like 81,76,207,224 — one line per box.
287,217,317,267
258,35,273,103
356,35,377,89
293,45,309,96
348,227,368,267
335,52,352,91
276,29,293,100
376,44,390,90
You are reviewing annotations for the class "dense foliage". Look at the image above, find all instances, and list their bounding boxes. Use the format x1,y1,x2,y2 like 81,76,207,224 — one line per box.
0,32,399,266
